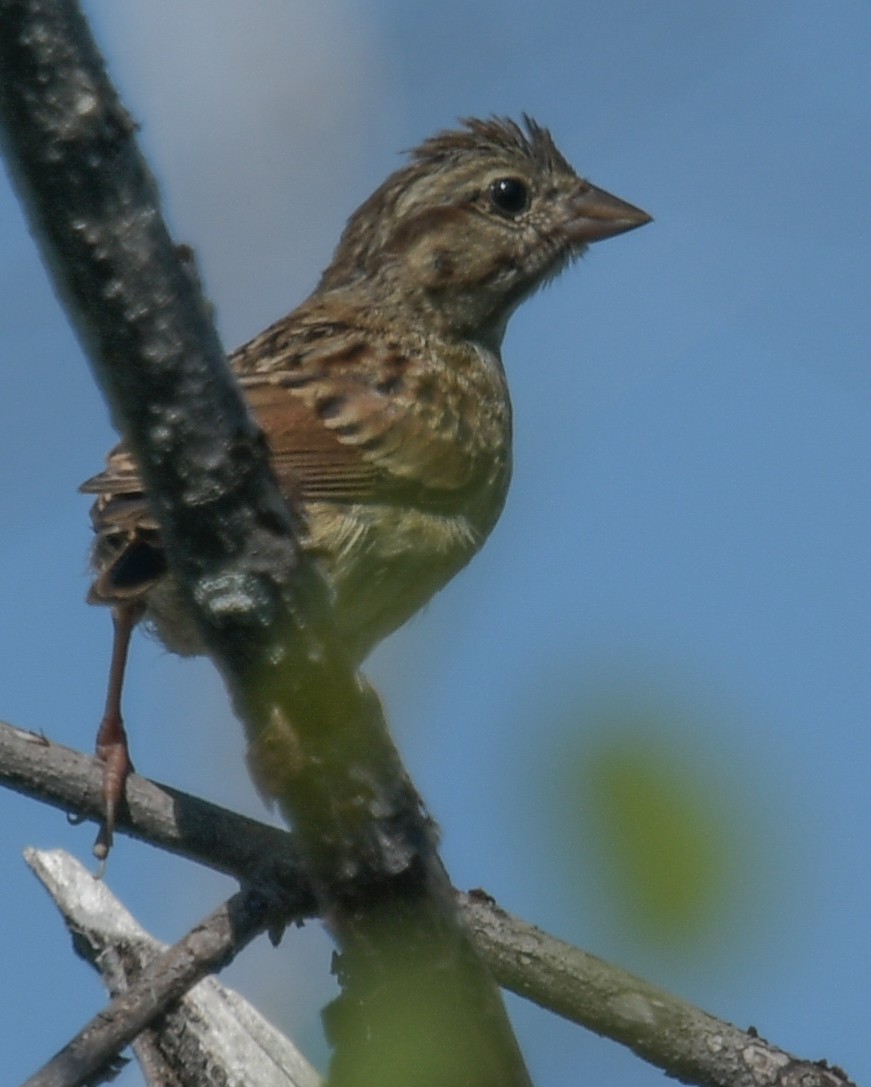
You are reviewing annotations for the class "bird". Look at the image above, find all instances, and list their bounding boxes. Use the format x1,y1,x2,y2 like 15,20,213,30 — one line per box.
81,115,651,858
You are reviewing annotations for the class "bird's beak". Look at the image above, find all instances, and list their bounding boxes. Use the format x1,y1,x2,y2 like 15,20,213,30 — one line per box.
566,181,652,243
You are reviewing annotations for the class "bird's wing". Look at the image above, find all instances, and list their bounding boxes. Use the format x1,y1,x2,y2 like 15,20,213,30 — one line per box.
239,368,486,505
81,303,508,549
233,303,507,501
80,393,476,545
79,371,470,512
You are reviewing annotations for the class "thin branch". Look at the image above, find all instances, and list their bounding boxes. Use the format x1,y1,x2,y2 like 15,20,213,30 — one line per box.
1,720,856,1087
24,849,320,1087
0,3,529,1084
0,718,314,913
458,892,854,1087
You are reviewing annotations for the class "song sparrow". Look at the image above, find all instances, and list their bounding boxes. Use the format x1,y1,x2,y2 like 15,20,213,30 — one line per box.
81,116,650,855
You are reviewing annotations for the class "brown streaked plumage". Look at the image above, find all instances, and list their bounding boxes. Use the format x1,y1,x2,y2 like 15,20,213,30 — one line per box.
82,116,651,857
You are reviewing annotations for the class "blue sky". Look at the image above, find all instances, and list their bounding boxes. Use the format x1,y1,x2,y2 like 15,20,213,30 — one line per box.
1,3,870,1084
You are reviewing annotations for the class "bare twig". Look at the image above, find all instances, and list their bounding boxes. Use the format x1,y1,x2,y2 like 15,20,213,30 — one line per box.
24,848,320,1087
1,720,856,1087
458,892,854,1087
0,718,314,912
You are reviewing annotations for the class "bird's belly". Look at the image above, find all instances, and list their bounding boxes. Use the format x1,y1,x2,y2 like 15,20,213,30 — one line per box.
142,501,486,665
308,501,483,661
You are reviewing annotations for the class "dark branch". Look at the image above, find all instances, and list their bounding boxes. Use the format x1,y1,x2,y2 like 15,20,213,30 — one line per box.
0,3,530,1084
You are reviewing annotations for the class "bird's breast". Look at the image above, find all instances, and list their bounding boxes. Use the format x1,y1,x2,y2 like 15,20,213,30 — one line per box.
304,495,498,662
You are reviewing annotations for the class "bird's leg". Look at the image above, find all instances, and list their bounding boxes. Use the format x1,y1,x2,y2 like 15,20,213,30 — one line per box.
93,600,144,865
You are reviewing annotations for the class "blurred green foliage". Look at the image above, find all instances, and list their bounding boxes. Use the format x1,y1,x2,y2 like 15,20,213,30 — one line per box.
539,685,767,954
581,733,734,940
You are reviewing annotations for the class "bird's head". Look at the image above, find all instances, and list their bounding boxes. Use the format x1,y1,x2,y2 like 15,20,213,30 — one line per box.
320,116,651,348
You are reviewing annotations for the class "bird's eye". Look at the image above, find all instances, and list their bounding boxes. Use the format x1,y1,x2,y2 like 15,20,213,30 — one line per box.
488,177,531,216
